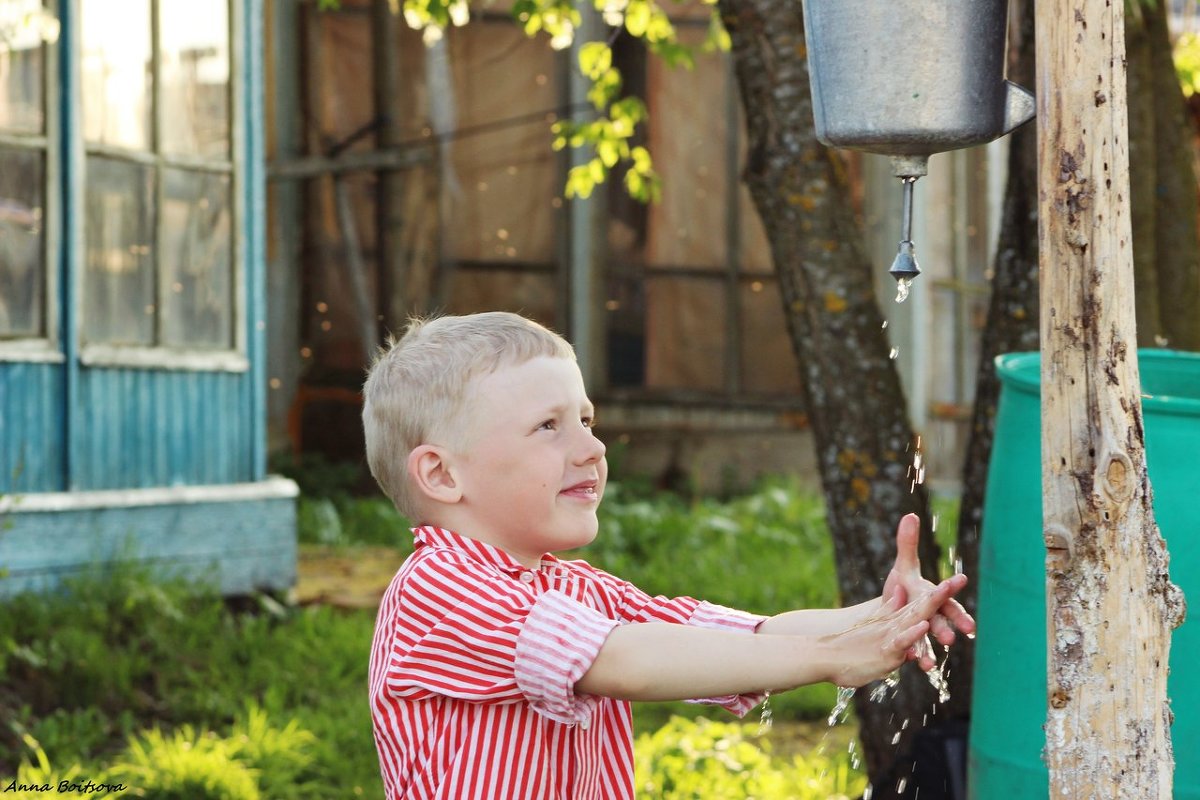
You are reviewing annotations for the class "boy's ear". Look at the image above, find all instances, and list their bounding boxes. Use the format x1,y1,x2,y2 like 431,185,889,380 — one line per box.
407,445,463,506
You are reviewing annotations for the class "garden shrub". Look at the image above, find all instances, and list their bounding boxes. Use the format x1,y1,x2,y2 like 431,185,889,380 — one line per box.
634,716,866,800
225,704,318,800
4,734,109,799
108,726,261,800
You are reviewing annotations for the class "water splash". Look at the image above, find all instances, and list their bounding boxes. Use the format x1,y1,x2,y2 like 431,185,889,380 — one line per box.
757,691,773,735
889,346,900,360
895,277,913,303
828,686,856,726
869,669,901,703
914,635,952,704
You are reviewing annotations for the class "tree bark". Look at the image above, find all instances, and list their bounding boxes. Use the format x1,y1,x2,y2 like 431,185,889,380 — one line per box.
716,0,943,792
1035,1,1186,796
948,0,1040,722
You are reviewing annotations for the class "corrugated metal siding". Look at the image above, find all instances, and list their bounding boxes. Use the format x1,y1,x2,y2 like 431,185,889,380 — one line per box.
0,362,66,493
73,367,253,489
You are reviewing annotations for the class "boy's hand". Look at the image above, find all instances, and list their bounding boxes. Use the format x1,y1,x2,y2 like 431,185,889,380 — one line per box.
825,573,968,687
882,513,976,646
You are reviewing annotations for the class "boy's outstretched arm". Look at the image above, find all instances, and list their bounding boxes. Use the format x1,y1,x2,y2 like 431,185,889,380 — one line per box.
575,574,967,701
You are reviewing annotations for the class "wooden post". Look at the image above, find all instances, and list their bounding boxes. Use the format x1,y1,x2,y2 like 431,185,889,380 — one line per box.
1035,1,1186,796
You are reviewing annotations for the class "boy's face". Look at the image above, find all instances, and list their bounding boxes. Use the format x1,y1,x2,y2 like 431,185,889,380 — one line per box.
450,355,607,566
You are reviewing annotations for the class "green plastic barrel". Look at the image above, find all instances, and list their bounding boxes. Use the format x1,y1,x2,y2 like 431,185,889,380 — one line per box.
969,349,1200,799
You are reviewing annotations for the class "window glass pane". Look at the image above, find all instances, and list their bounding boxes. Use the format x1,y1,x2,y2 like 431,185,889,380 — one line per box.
645,32,728,270
644,276,726,391
84,157,156,345
161,168,233,348
739,279,801,395
0,146,45,336
81,0,151,149
444,23,559,264
446,268,557,328
0,0,48,133
160,1,230,158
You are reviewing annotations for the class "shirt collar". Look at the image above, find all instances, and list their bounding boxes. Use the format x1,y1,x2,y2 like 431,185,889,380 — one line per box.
413,525,561,575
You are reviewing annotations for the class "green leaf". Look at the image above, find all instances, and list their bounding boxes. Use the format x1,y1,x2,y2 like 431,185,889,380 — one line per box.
624,0,651,36
565,165,596,199
597,140,620,168
578,41,613,79
588,157,607,183
703,10,732,53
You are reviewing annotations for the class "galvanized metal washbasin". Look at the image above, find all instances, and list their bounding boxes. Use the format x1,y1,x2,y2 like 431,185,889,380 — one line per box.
802,0,1035,159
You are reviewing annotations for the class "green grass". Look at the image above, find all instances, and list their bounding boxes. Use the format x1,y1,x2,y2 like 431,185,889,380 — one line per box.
1,478,886,797
0,566,381,798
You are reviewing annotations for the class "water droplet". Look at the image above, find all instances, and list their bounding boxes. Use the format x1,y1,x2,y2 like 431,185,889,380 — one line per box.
895,278,913,303
864,785,874,800
882,320,890,329
758,691,774,735
897,776,908,792
828,686,856,726
890,346,900,360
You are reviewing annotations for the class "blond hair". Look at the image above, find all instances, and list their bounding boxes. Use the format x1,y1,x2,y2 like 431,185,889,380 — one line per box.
362,311,576,518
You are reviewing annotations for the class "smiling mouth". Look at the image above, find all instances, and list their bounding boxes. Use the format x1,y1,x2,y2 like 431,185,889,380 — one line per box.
561,482,599,498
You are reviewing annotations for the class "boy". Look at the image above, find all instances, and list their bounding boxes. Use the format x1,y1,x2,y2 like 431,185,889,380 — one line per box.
363,311,972,800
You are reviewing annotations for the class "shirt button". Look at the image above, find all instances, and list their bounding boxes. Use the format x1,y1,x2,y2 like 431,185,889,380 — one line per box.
579,717,591,731
519,571,535,583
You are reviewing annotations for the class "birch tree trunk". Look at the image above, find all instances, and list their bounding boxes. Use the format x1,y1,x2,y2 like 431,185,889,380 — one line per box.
1035,1,1186,795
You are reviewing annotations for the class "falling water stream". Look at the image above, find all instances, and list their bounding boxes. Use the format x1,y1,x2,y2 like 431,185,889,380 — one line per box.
753,274,968,797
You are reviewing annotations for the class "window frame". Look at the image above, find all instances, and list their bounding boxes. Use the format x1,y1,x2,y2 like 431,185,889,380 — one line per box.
0,0,63,364
73,0,248,373
595,16,803,408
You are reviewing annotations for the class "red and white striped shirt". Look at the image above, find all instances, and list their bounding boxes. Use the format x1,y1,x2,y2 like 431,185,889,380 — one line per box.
369,525,766,799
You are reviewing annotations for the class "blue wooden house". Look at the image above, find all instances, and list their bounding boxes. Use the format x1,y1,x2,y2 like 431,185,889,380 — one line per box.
0,0,297,597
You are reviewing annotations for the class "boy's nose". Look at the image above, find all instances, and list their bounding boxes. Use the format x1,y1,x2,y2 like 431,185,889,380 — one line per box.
576,428,606,464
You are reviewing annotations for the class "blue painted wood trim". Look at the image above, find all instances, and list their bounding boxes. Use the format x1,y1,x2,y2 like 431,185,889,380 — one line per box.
0,478,299,597
246,0,267,481
59,0,80,492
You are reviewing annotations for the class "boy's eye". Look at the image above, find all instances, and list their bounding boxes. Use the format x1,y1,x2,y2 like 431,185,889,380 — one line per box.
582,416,597,429
537,419,557,432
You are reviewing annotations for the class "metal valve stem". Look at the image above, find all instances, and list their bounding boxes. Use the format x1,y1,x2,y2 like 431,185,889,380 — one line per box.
889,175,921,282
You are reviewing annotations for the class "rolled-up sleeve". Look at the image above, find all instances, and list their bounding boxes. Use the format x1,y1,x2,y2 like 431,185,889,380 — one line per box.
514,590,619,726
